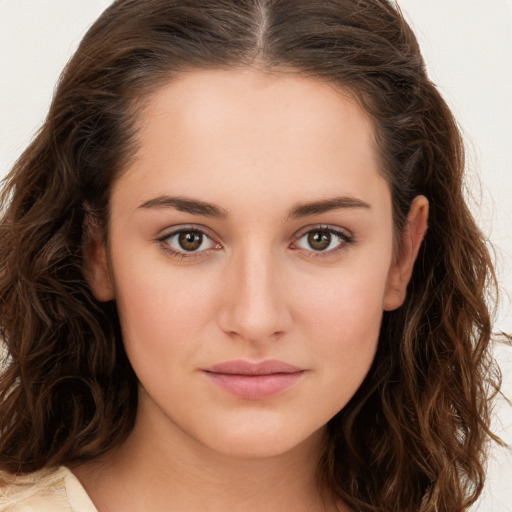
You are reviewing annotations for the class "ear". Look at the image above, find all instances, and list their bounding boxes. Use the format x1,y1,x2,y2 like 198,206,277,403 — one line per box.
383,195,429,311
82,214,115,302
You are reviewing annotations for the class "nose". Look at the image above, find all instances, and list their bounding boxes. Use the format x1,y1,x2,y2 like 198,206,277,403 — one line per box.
217,247,292,344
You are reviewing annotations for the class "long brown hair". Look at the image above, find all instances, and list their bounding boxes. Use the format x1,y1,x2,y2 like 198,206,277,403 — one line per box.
0,1,502,510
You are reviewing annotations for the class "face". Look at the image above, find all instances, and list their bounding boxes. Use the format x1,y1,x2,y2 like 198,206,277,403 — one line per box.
87,68,427,459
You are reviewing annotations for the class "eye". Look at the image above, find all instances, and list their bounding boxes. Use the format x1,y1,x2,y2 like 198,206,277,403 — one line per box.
160,228,219,256
294,226,352,254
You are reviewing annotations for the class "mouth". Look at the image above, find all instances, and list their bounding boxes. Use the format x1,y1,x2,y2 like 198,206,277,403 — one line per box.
203,359,306,400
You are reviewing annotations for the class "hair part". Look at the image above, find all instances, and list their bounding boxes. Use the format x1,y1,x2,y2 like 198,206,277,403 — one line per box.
0,1,502,511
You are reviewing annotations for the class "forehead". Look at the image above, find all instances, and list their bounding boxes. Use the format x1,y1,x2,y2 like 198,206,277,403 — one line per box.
134,67,376,156
114,68,389,217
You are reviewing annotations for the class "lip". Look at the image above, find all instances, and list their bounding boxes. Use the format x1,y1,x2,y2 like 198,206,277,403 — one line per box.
203,359,306,400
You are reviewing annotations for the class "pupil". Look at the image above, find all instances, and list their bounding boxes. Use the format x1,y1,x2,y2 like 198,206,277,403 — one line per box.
308,231,331,251
178,231,202,251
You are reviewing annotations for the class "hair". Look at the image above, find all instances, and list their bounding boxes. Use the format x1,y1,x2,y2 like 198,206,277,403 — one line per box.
0,0,503,510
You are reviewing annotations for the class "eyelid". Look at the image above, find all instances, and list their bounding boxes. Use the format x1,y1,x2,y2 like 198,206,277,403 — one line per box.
156,223,354,261
156,223,217,240
293,223,353,239
157,225,222,259
291,224,354,256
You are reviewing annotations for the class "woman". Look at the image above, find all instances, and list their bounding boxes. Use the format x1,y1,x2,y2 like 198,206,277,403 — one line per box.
0,1,503,511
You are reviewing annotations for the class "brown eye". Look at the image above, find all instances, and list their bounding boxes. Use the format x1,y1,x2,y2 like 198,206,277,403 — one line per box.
178,231,204,251
294,226,351,255
161,228,218,256
307,230,332,251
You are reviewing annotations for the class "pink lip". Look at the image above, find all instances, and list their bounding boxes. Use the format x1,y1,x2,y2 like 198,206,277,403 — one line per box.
203,359,305,400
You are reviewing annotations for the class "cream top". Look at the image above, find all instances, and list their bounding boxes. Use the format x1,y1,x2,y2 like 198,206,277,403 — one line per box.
0,466,97,512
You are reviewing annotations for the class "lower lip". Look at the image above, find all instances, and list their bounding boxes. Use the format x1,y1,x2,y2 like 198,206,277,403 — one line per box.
204,372,304,400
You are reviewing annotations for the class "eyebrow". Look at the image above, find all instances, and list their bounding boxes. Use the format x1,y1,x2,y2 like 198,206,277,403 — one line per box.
138,195,229,219
286,196,371,219
138,194,370,220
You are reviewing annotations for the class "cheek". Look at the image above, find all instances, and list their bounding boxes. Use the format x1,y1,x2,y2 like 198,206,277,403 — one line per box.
297,258,389,339
293,259,389,390
111,257,219,361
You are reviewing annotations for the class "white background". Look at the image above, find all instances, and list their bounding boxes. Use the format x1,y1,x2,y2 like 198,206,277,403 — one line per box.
0,1,511,510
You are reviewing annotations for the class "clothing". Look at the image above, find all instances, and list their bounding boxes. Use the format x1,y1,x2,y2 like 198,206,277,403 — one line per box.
0,466,97,512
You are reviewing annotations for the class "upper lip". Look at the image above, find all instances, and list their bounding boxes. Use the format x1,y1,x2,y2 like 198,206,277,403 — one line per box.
204,359,303,375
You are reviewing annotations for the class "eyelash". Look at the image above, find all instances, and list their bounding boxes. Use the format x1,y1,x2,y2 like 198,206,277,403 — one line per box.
157,225,354,261
157,226,218,261
292,225,354,259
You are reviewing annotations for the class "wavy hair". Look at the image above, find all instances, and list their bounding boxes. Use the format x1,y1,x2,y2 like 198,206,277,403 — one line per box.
0,0,502,510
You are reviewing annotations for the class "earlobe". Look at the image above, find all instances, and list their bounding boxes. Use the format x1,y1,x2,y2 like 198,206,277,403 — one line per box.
383,195,429,311
82,215,115,302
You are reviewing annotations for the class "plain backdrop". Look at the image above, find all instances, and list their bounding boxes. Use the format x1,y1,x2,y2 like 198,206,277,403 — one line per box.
0,1,511,510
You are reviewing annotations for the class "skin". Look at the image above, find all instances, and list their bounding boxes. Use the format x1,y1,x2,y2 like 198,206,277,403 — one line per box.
79,68,428,512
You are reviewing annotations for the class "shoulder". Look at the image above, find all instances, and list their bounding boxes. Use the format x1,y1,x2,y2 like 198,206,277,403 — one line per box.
0,466,95,512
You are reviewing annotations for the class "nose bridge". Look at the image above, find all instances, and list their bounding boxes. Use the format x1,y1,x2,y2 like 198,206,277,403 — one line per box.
218,242,291,342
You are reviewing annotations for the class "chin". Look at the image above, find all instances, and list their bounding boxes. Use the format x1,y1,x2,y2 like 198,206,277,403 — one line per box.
198,421,327,461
